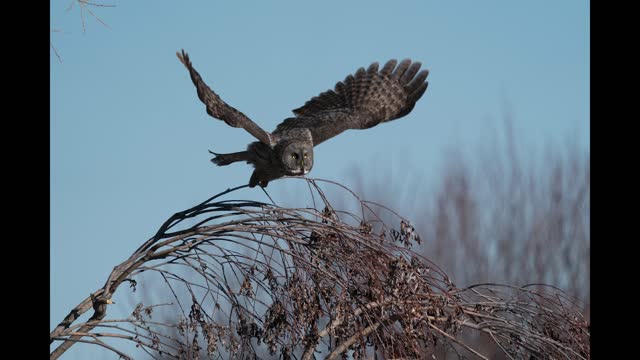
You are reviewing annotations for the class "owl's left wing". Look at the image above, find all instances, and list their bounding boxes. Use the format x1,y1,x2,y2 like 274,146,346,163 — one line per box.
273,59,429,146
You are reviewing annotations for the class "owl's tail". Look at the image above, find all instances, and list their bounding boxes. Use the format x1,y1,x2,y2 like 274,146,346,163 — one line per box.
209,150,251,166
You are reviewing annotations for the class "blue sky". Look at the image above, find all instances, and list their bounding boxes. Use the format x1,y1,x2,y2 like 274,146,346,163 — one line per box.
51,1,589,358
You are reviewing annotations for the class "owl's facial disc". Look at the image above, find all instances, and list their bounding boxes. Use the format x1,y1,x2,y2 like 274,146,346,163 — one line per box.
282,143,313,176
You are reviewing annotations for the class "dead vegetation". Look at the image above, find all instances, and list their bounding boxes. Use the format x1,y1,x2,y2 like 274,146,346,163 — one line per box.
50,177,589,359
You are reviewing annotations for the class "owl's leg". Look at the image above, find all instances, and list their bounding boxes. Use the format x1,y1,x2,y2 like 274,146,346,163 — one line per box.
210,151,251,166
249,170,270,188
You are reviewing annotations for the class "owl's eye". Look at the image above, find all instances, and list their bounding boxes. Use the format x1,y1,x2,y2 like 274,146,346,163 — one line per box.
291,153,298,160
303,153,308,158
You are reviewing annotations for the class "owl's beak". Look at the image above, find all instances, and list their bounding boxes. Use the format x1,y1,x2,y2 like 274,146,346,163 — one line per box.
300,160,306,174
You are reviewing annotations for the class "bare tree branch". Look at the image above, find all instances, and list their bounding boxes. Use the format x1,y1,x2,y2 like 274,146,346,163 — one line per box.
51,178,590,359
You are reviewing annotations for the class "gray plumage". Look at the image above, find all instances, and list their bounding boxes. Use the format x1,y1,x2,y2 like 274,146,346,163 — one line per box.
177,49,429,187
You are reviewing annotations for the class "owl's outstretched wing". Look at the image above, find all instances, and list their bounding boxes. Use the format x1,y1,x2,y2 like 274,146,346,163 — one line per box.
273,59,429,146
177,49,275,146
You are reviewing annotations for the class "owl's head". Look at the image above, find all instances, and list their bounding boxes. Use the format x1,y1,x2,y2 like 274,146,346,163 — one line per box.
280,141,314,176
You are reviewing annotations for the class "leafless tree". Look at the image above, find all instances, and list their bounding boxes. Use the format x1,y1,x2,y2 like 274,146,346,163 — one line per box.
50,0,115,62
50,178,589,359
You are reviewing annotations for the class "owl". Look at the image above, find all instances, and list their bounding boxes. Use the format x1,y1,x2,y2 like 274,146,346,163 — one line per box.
177,49,429,187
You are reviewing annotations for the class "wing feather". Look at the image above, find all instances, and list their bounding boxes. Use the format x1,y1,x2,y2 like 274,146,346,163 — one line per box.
177,49,274,146
279,59,429,146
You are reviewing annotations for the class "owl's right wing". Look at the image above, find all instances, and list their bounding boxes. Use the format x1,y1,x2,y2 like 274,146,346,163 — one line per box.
177,50,275,146
273,59,429,146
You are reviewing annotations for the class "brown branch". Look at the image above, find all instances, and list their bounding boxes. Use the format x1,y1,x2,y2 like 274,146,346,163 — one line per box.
49,289,104,343
50,178,589,359
50,41,62,63
50,336,133,359
427,323,489,360
78,0,116,7
325,316,398,360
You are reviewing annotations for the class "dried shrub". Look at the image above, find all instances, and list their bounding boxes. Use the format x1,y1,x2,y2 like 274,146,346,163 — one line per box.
50,178,589,359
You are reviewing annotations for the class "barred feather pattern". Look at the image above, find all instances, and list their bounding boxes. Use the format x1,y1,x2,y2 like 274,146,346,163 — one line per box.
275,59,429,145
178,50,429,187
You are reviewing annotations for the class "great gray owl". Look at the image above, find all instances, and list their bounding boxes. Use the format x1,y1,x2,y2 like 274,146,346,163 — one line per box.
177,49,429,187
